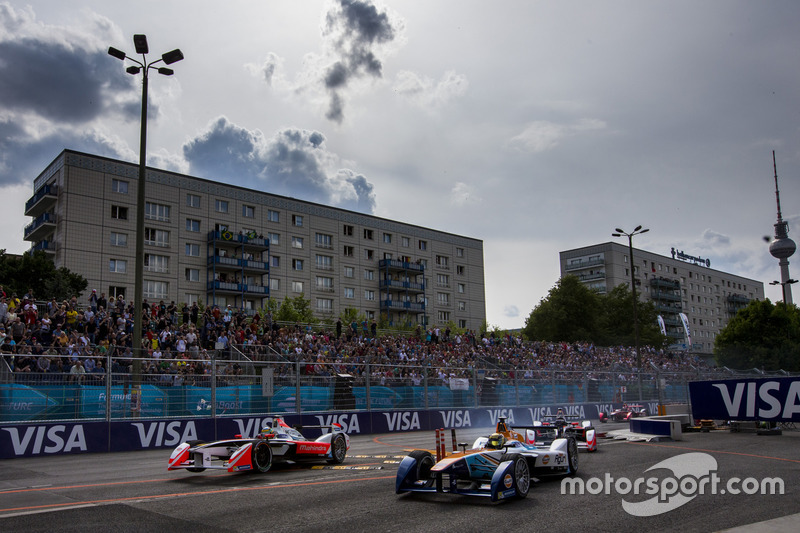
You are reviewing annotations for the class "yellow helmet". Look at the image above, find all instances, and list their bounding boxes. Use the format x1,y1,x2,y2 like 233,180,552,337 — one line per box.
486,433,505,449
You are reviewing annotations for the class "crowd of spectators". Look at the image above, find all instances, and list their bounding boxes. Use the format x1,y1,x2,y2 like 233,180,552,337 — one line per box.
0,284,722,387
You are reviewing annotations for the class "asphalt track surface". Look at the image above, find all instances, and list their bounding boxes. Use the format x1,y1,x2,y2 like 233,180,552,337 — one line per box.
0,422,798,533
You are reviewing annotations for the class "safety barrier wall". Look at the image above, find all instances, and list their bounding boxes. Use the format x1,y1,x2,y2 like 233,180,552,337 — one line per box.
0,400,664,459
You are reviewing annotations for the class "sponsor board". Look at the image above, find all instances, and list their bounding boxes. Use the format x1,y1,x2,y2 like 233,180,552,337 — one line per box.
689,378,800,422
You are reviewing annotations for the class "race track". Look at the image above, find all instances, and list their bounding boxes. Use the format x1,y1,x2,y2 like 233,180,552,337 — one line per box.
0,422,798,532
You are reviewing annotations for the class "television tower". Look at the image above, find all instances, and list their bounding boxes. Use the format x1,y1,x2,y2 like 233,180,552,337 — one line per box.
768,151,796,305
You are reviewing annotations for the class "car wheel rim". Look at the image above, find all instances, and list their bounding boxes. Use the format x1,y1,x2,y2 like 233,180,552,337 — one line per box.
515,460,530,494
334,437,346,461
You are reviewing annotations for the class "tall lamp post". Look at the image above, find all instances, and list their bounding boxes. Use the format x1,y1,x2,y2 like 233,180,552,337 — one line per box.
108,36,183,415
612,225,649,402
770,279,798,304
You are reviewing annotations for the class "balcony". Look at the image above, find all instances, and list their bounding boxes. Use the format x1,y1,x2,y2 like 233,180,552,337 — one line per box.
28,240,56,255
207,230,269,249
206,280,269,296
577,272,605,281
207,255,269,273
650,277,680,290
25,184,58,217
651,290,681,302
379,259,424,273
564,257,604,271
24,212,56,242
380,300,425,311
379,279,425,292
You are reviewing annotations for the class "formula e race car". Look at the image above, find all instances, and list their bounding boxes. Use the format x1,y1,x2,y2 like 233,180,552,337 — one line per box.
598,404,647,423
533,409,597,452
395,417,578,502
168,417,350,474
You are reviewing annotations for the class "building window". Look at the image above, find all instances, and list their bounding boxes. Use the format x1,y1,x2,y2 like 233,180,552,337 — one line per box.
364,249,374,260
383,252,392,260
111,179,128,194
292,214,303,227
267,209,280,222
316,255,333,270
437,310,450,322
458,301,466,311
144,228,169,247
186,194,201,208
292,281,304,293
402,236,410,247
456,265,465,275
456,247,464,257
271,256,280,268
111,205,128,220
383,233,392,244
109,259,127,273
270,278,280,291
458,283,465,294
436,255,449,268
215,199,228,213
343,245,354,257
145,202,170,222
437,274,449,287
186,219,200,232
292,259,304,271
419,240,427,251
110,232,127,247
315,233,333,249
316,276,334,291
291,236,304,249
437,293,449,305
343,224,354,236
185,243,200,257
364,290,375,301
243,205,255,217
364,269,374,281
344,266,354,278
144,254,169,273
185,268,200,282
144,280,168,299
363,229,373,240
268,232,280,246
458,319,467,329
317,298,333,312
344,287,354,299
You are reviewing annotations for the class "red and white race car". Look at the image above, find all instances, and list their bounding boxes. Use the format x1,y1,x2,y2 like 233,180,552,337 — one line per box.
531,409,598,452
598,404,647,423
168,417,350,474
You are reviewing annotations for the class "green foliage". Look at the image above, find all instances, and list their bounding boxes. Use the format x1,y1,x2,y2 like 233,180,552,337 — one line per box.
339,307,365,327
273,293,316,324
0,250,87,301
714,299,800,372
523,276,667,346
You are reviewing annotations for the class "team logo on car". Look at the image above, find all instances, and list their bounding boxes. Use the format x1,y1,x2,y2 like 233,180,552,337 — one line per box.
542,454,550,465
504,474,513,488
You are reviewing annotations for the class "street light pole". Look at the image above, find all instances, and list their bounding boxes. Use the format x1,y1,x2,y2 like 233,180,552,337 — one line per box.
612,225,650,402
109,36,183,416
770,279,798,304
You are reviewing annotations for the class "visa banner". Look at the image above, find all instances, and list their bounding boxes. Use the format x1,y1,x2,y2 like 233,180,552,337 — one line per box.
689,377,800,422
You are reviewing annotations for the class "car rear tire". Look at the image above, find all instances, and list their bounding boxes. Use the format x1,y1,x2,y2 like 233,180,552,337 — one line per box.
500,454,530,498
327,433,347,464
252,441,273,473
408,450,435,487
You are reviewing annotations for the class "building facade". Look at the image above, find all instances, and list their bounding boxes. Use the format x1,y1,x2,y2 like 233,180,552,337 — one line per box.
559,242,765,354
24,150,486,329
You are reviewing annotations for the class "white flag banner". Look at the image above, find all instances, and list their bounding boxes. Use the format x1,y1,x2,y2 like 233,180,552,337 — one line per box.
657,315,667,336
449,378,470,391
678,312,692,347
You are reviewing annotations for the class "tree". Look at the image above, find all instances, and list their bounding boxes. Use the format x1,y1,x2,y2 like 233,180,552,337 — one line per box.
272,293,316,324
522,275,601,342
714,299,800,371
598,282,665,347
0,250,87,301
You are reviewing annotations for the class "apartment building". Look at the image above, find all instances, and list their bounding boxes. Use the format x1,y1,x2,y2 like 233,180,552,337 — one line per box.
559,242,764,353
24,150,486,329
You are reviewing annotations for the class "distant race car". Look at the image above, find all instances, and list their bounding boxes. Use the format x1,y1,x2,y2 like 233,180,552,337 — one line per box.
396,416,578,502
598,404,647,423
168,417,350,474
533,408,597,452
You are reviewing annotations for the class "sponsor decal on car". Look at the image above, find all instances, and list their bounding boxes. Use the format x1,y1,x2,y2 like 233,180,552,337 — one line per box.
504,473,513,489
542,454,550,465
296,442,330,454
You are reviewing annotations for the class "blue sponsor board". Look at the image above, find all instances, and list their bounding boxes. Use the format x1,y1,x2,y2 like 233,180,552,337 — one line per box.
689,377,800,422
0,384,59,421
0,400,647,458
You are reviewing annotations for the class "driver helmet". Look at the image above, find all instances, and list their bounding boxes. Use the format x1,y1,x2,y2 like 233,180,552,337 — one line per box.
486,433,506,449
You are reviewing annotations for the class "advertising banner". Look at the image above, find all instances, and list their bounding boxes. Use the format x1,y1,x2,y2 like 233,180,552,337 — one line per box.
689,377,800,422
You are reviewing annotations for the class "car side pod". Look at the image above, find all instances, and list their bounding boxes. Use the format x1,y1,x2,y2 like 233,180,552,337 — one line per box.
168,443,191,470
489,459,517,502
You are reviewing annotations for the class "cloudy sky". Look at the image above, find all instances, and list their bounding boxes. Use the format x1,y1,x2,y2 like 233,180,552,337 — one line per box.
1,0,799,329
